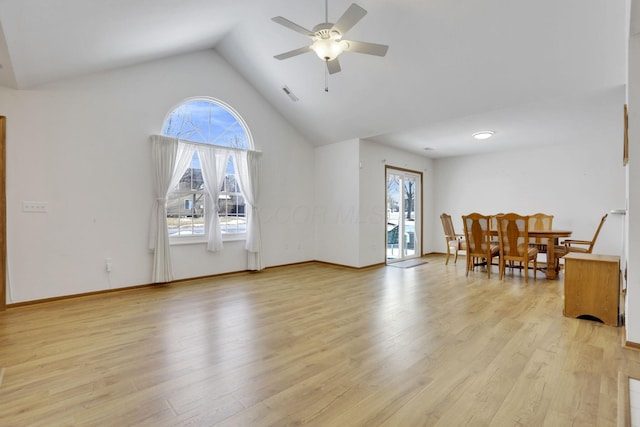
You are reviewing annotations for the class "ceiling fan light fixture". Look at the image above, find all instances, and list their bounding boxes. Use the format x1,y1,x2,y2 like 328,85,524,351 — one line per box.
272,1,388,78
472,131,495,140
311,38,346,61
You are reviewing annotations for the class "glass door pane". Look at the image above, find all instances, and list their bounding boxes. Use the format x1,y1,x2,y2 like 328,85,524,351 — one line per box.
386,173,401,260
403,176,417,258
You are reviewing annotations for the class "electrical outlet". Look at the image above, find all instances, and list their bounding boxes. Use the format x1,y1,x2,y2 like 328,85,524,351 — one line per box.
23,201,48,213
105,258,112,272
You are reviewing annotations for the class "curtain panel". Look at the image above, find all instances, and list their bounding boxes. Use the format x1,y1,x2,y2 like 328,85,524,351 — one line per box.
234,150,264,270
197,144,230,252
149,135,195,283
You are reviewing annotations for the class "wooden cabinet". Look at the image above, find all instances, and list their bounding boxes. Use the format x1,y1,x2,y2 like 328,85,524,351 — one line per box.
564,253,620,326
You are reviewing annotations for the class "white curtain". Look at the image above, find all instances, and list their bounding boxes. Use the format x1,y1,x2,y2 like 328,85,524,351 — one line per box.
234,150,263,270
149,136,195,282
197,145,229,252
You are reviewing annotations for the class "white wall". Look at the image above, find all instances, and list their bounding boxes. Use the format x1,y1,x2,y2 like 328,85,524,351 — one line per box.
433,119,626,258
0,49,316,303
314,139,360,266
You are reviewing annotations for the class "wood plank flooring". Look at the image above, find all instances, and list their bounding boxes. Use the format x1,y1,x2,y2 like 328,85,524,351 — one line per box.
1,255,639,426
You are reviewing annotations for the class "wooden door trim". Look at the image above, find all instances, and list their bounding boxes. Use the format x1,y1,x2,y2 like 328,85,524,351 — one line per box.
1,116,6,310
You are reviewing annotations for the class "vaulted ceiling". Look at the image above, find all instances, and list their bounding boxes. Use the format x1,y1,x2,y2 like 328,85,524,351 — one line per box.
0,0,629,158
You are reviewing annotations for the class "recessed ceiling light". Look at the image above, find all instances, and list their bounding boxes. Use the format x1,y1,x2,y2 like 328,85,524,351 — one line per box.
473,131,495,140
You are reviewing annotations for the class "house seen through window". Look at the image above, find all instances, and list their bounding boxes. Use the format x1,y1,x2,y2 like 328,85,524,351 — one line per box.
162,98,252,238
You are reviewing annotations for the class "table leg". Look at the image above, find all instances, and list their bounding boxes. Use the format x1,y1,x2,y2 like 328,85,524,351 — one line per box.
545,237,556,279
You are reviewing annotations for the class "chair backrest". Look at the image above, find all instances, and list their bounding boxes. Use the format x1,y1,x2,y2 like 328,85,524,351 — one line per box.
496,213,530,258
587,213,608,253
529,213,553,245
529,213,553,231
462,213,492,257
440,213,456,239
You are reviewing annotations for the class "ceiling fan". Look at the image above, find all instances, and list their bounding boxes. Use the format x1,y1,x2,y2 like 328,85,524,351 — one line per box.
272,1,389,76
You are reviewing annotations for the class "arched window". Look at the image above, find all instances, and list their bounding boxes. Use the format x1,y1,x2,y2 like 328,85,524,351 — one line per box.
162,98,253,239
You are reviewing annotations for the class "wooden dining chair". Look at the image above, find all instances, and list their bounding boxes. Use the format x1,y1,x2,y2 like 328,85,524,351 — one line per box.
527,212,560,271
562,213,608,254
440,213,466,265
528,213,553,251
496,213,538,283
462,213,500,278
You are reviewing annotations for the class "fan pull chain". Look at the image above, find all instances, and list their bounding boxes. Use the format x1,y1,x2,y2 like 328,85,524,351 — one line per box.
325,62,329,92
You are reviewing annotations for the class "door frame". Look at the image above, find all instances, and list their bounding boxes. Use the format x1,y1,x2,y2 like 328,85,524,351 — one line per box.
384,165,423,263
1,117,6,310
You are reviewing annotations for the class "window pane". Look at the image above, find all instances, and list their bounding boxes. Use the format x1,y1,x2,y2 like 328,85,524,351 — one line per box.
221,216,246,234
219,194,245,234
163,99,249,149
167,194,206,236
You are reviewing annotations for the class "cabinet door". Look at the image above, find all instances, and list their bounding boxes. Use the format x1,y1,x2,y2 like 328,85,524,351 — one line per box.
564,255,619,326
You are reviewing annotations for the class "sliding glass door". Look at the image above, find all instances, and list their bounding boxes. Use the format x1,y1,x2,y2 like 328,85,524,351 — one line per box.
386,167,421,262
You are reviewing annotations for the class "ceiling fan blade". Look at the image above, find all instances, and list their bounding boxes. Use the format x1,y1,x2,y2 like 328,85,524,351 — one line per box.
333,3,367,35
272,16,315,37
343,40,389,57
274,45,312,60
326,58,341,74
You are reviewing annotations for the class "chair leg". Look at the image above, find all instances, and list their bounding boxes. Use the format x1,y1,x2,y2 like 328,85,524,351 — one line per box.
453,249,458,264
533,257,537,281
445,246,451,265
465,255,470,276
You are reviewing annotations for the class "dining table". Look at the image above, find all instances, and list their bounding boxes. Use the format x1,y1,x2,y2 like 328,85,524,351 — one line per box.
490,229,572,279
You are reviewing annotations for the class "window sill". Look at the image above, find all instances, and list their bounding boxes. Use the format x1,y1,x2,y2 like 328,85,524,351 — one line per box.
170,234,246,246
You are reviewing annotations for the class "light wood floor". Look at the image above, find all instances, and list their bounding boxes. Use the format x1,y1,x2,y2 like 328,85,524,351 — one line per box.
1,254,640,426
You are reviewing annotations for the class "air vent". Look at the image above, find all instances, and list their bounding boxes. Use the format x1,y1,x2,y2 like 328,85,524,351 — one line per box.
282,86,299,102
